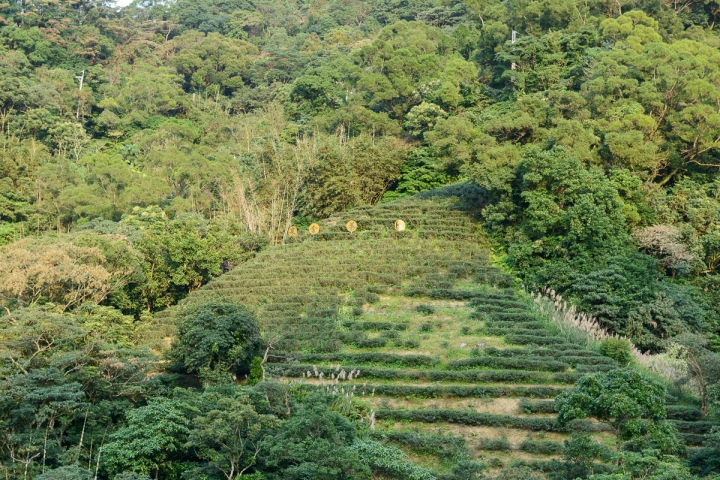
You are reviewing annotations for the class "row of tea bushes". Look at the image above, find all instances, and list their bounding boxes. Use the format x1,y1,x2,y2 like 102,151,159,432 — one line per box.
267,364,584,384
374,409,607,432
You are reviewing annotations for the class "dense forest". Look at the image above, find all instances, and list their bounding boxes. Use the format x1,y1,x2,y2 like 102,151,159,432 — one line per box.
1,0,720,478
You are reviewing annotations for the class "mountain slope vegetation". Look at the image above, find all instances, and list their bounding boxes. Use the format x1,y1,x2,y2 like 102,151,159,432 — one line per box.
1,0,720,478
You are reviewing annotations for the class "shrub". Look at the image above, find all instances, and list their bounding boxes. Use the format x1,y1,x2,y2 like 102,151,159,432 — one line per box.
351,440,435,480
436,460,486,480
405,286,428,297
519,399,556,414
486,328,553,337
495,462,543,480
371,431,467,458
419,322,434,332
599,338,633,366
247,357,263,385
672,421,719,434
518,440,563,455
666,405,703,421
357,337,388,348
366,292,381,304
399,338,421,348
415,304,436,315
505,334,567,345
380,330,400,339
344,321,408,331
476,438,512,451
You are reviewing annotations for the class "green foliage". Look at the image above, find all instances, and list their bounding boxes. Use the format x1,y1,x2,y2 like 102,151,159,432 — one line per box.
248,356,264,386
351,440,435,480
104,397,197,478
376,409,602,432
556,369,667,448
170,302,265,377
599,338,633,366
476,438,512,452
2,0,720,477
519,440,563,455
187,386,279,479
371,430,467,458
415,304,436,315
35,466,93,480
260,393,371,479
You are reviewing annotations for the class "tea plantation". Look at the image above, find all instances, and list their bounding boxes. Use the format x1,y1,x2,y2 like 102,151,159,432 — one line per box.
150,186,717,476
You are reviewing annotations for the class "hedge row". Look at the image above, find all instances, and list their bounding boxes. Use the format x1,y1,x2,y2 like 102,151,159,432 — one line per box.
428,289,487,300
374,409,606,432
267,364,579,384
559,356,616,366
678,433,707,446
575,364,618,373
470,307,529,318
475,438,512,452
666,405,703,421
358,384,568,398
519,440,564,455
519,399,557,414
489,321,546,330
509,459,613,475
294,352,438,367
488,312,538,322
672,421,720,434
371,431,467,458
482,346,603,359
470,298,528,309
447,357,570,373
344,321,408,331
486,328,553,337
505,334,568,346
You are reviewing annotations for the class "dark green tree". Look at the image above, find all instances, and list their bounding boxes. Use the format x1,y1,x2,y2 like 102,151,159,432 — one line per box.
555,369,667,450
169,302,265,379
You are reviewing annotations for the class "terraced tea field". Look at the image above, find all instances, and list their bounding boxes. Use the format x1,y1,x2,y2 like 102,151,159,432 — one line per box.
150,185,716,476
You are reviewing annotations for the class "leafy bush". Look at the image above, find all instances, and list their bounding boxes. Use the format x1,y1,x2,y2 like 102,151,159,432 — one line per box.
505,334,568,345
519,399,556,414
518,440,563,455
247,357,263,386
599,338,632,366
356,337,388,348
371,431,467,458
476,438,512,451
419,322,435,332
351,440,435,480
344,321,407,331
666,405,703,421
415,304,436,315
435,460,486,480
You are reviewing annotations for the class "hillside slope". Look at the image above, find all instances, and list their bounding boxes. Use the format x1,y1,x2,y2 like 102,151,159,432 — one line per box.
149,185,716,476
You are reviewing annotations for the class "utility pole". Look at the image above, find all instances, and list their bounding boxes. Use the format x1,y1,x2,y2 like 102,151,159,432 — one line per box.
75,70,85,119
